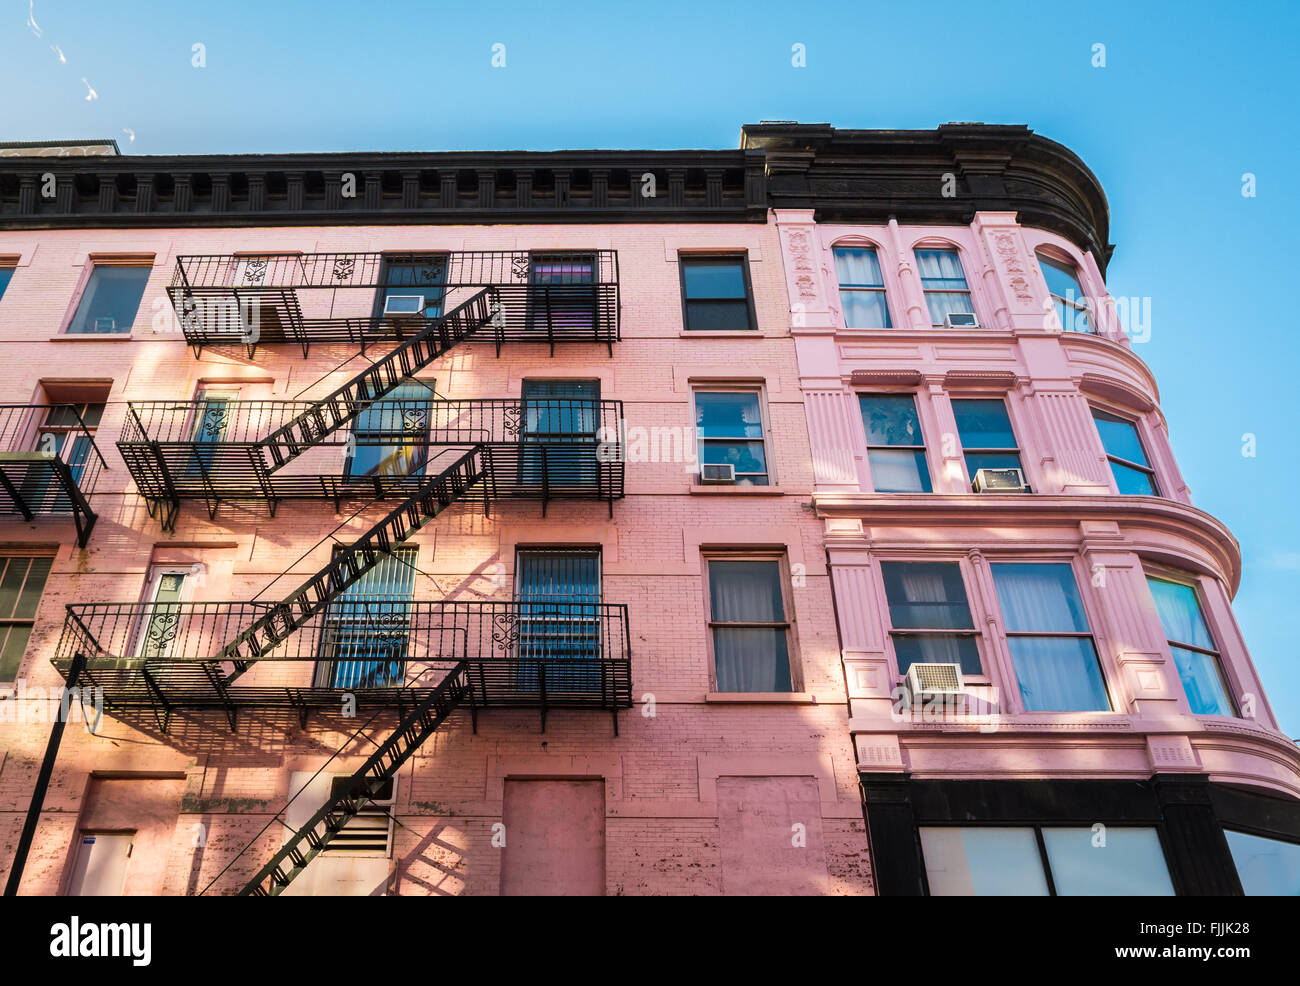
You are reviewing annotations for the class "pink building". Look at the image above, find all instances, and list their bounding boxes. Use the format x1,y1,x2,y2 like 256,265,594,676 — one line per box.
751,122,1300,894
0,126,1296,897
0,138,869,896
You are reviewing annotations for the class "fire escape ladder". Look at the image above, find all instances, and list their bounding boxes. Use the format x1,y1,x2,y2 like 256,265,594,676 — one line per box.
255,287,498,478
216,444,489,683
239,661,473,897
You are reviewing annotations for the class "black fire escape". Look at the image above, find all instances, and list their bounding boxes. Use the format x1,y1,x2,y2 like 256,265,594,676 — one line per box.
0,404,107,547
43,249,632,896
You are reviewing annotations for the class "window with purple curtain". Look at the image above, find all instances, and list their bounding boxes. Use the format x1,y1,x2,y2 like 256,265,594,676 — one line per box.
1146,576,1235,716
990,563,1110,712
708,559,792,692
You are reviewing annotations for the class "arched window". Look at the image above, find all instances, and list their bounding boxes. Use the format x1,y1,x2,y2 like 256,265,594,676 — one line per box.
914,248,974,327
832,245,891,328
1036,250,1092,334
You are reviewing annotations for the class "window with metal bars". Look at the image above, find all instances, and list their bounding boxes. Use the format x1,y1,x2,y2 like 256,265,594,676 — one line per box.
514,549,602,692
315,547,418,689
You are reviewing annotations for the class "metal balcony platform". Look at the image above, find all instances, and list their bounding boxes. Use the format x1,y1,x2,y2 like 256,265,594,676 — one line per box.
56,599,634,732
170,250,620,356
0,404,107,547
120,398,625,528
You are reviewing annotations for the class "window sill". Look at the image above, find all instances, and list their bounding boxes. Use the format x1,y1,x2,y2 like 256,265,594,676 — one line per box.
690,484,783,495
706,691,820,704
679,329,764,338
50,332,135,341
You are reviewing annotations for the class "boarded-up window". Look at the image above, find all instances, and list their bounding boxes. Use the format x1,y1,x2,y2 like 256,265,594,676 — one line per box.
500,780,605,896
717,776,827,895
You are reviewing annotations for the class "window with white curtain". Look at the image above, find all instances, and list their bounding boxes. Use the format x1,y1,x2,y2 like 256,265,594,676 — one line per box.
706,557,792,692
1146,576,1236,716
1036,250,1092,333
881,561,981,675
833,246,892,328
915,248,973,327
859,394,931,492
990,563,1111,712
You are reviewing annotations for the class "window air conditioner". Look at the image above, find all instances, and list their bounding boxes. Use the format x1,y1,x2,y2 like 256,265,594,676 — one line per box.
905,663,965,698
94,316,117,332
944,312,979,329
972,467,1028,493
383,294,425,316
699,462,736,484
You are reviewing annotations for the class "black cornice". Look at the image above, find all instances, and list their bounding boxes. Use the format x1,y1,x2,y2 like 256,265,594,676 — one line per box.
0,125,1113,269
0,149,767,228
741,122,1113,270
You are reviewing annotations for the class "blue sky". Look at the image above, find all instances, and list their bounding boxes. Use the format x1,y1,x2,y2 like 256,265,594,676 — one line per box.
4,0,1298,733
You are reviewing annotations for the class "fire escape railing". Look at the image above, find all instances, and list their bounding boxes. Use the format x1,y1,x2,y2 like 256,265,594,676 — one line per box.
0,404,108,546
169,250,620,356
55,598,634,729
119,397,625,519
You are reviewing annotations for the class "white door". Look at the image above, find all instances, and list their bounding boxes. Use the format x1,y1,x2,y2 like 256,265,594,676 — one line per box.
66,832,133,896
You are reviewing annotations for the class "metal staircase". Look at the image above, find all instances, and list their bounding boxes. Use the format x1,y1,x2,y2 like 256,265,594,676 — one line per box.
217,444,488,681
127,287,498,530
240,662,473,896
253,287,496,475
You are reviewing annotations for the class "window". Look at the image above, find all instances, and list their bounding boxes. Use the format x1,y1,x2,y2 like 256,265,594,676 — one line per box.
1225,831,1300,895
67,264,151,334
833,246,891,328
680,256,755,332
316,547,417,689
707,558,793,692
1091,407,1157,495
0,555,54,681
990,563,1110,712
529,253,596,333
19,402,105,509
375,255,447,319
515,549,602,691
1036,250,1091,333
346,383,432,479
187,389,237,478
1146,576,1235,716
921,826,1174,896
137,570,189,661
915,248,973,327
859,394,931,492
521,379,601,486
694,390,768,485
881,562,981,675
0,265,13,302
952,398,1024,483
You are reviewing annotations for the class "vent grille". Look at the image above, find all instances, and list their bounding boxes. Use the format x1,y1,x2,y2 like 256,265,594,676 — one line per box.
907,663,963,694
